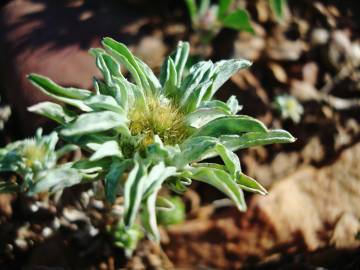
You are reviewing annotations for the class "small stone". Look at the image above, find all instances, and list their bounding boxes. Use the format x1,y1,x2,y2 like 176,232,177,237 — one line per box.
42,227,53,238
311,28,329,45
63,208,88,222
15,238,28,250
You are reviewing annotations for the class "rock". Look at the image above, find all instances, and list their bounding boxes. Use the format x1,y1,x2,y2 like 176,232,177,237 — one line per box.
0,194,14,217
0,0,144,135
302,62,319,86
290,79,320,102
311,28,329,46
328,30,353,69
268,62,287,83
234,30,265,62
165,142,360,268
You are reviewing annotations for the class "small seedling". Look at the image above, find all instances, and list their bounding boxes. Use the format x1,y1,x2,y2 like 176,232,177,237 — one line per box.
185,0,254,44
157,196,186,226
273,94,304,123
0,38,295,253
0,129,83,194
184,0,287,44
111,222,144,257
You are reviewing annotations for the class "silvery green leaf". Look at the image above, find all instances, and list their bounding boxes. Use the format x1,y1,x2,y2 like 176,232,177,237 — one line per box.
182,80,212,113
160,56,170,86
90,48,123,85
140,163,176,241
203,59,252,101
113,77,145,109
28,74,92,100
145,136,170,163
220,129,296,151
191,115,267,138
84,95,125,114
135,57,161,93
162,58,178,98
41,130,59,155
175,136,218,168
28,102,75,124
102,38,152,96
237,173,267,195
29,164,83,195
65,133,118,150
198,100,232,114
60,111,129,137
89,141,122,161
171,41,190,84
28,74,92,112
215,143,241,178
73,159,110,173
189,166,246,211
93,78,116,98
105,159,133,203
141,192,159,241
191,162,226,170
185,107,228,129
226,95,243,114
143,162,177,199
111,80,128,110
123,159,147,227
102,38,141,87
180,60,215,102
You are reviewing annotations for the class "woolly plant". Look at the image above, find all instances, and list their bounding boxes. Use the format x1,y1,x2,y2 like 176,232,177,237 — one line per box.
0,129,83,194
1,38,295,254
273,94,304,123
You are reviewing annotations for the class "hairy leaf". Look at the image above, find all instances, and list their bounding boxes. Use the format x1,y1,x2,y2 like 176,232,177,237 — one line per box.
185,107,228,128
215,143,241,178
237,173,267,195
176,136,218,167
84,95,125,114
189,166,246,211
221,129,296,151
89,141,123,161
191,115,267,138
29,165,83,195
204,59,252,100
123,159,147,227
28,102,75,124
61,111,129,137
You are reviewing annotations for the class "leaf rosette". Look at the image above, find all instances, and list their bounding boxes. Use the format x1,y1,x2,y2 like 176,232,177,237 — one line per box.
23,38,295,245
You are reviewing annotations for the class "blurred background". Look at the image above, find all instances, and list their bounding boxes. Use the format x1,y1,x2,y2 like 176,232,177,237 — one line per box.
0,0,359,269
